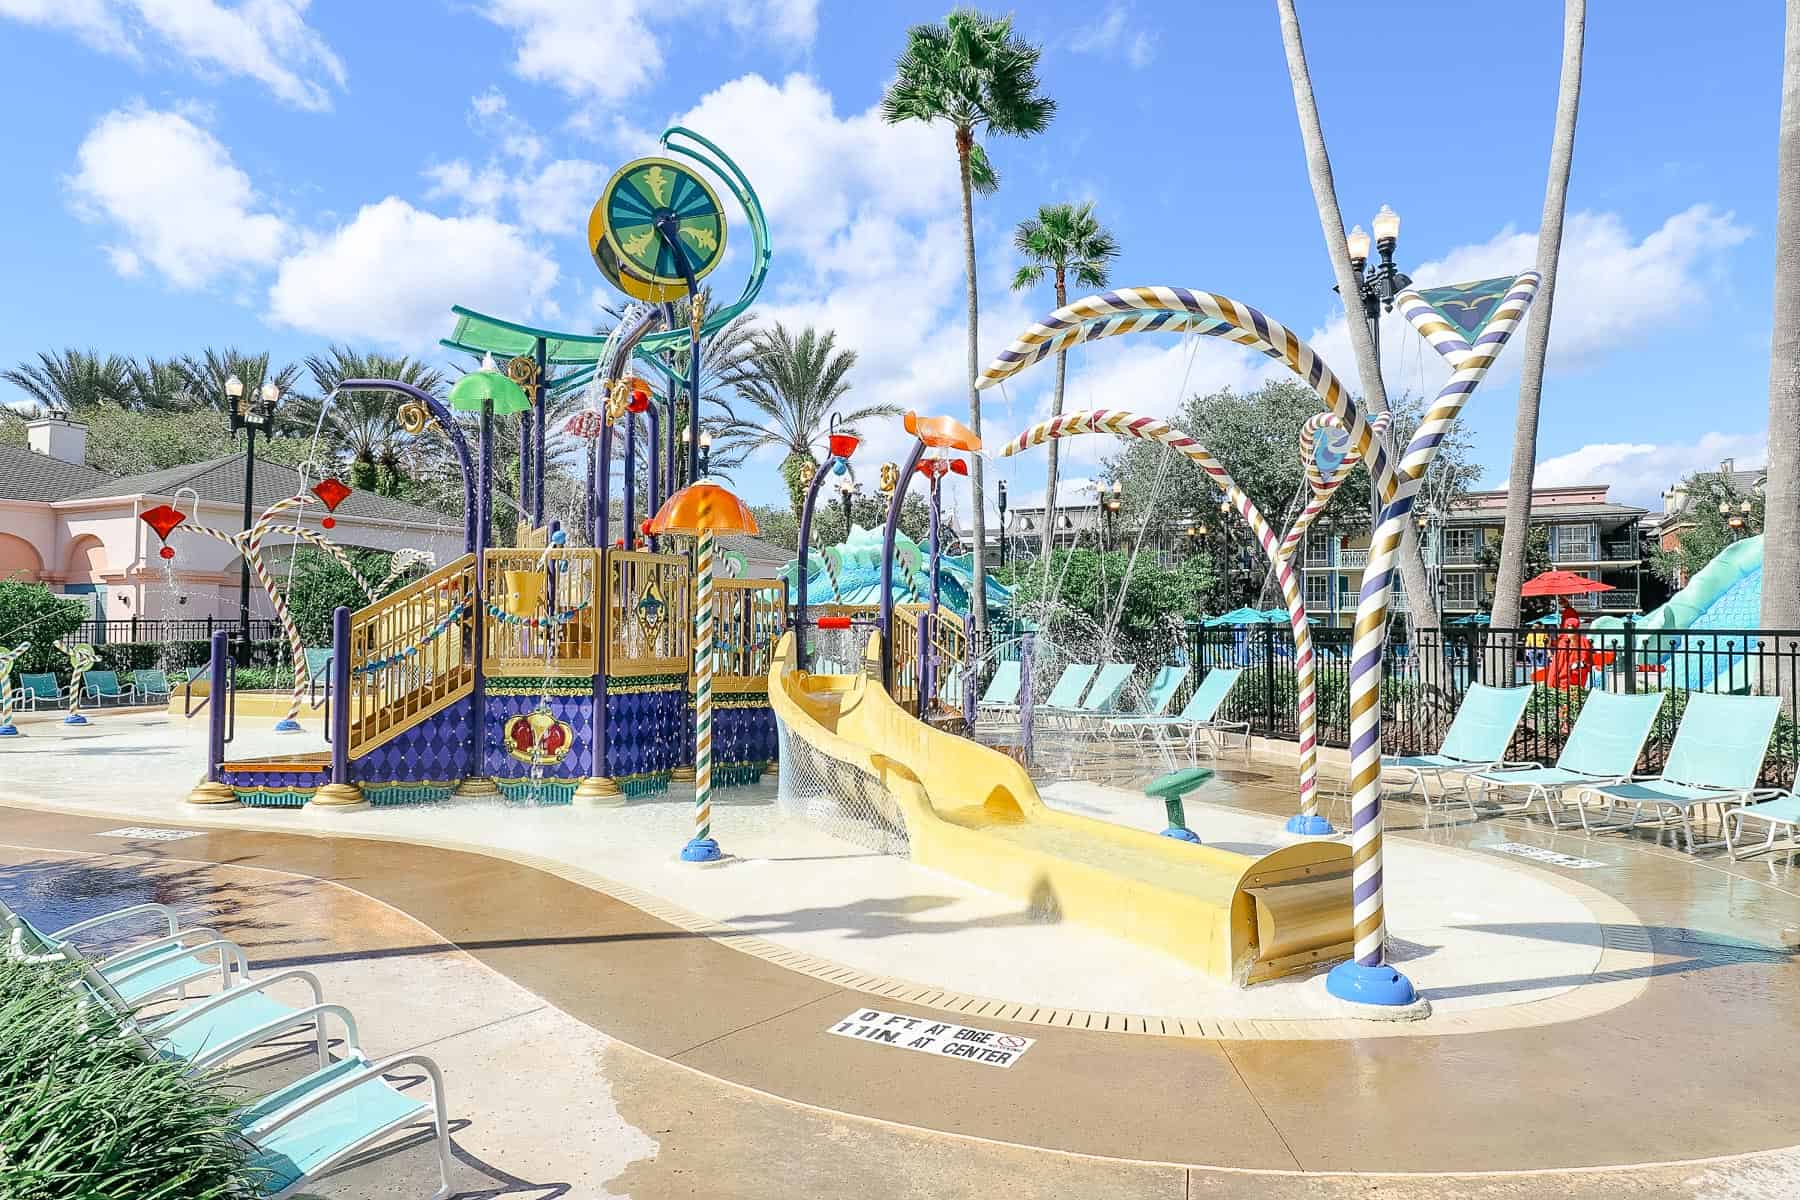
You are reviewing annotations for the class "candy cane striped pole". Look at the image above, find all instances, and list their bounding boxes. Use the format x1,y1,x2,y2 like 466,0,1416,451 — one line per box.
682,529,721,861
54,639,95,725
0,643,29,736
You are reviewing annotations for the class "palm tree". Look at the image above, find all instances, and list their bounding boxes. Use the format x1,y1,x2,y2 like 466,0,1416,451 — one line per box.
125,357,198,412
176,347,308,425
1765,1,1800,631
1274,0,1440,632
1491,0,1587,629
882,9,1055,639
715,323,901,516
1011,202,1120,561
2,349,132,413
298,346,446,490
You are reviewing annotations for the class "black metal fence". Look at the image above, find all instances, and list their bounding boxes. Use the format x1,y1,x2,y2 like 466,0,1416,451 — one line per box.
1185,622,1800,787
75,617,284,645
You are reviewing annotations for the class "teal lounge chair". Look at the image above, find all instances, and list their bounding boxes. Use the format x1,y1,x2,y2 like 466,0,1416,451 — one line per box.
83,669,135,706
1572,693,1781,852
132,668,174,703
1471,690,1665,828
1035,663,1097,720
1106,668,1247,763
55,947,452,1198
303,647,333,707
977,660,1023,712
1382,684,1533,817
5,899,246,1007
1133,665,1191,720
1052,662,1135,721
1725,791,1800,861
19,672,64,710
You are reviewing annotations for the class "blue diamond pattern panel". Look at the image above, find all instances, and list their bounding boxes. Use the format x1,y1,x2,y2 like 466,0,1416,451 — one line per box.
713,704,776,766
351,697,475,784
604,686,685,779
483,692,595,779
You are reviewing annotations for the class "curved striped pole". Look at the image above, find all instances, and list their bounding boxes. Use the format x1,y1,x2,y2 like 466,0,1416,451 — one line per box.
681,527,719,861
0,643,29,736
999,410,1324,814
53,640,95,726
1337,273,1539,1004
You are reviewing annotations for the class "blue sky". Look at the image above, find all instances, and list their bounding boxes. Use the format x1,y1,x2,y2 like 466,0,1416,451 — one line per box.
0,1,1779,520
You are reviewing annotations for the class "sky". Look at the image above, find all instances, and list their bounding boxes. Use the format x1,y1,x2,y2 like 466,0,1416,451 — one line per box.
0,0,1781,526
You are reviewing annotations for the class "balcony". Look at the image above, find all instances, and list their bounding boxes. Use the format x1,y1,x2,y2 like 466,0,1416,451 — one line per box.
1338,548,1368,569
1440,549,1483,566
1552,542,1640,566
1568,590,1641,612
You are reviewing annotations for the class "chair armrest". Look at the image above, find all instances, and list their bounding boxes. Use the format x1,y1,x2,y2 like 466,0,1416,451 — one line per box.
106,937,245,988
96,926,227,968
185,1002,360,1073
143,969,323,1035
243,1052,447,1141
54,903,179,942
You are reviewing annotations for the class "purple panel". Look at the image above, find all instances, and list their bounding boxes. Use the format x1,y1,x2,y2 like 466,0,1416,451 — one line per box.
351,697,477,783
482,692,595,779
604,686,685,778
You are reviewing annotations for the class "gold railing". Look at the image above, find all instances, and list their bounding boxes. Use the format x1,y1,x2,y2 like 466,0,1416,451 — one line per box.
482,548,601,677
347,553,477,758
706,578,787,691
607,549,690,677
891,604,965,715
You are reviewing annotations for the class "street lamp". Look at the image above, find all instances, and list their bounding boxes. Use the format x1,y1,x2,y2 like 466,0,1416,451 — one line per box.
1720,497,1755,540
1218,499,1234,608
680,427,714,480
226,373,279,664
996,479,1009,565
1339,205,1410,532
1098,480,1122,548
835,475,862,540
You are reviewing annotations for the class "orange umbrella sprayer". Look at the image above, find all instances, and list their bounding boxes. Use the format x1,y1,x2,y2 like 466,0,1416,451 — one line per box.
649,481,759,863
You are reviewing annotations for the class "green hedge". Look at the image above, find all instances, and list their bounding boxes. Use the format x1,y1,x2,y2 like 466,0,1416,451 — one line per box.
0,957,262,1197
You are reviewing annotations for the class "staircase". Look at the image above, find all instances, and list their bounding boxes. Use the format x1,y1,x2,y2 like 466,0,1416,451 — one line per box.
345,553,477,759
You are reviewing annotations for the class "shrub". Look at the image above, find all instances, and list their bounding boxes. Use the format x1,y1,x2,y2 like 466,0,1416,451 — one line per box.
0,581,87,676
0,957,262,1198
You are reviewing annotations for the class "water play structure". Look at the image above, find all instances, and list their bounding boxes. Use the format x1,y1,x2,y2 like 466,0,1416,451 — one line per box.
1594,534,1764,689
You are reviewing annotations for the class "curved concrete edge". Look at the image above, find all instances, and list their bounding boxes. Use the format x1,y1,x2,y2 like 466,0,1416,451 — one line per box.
0,787,1653,1041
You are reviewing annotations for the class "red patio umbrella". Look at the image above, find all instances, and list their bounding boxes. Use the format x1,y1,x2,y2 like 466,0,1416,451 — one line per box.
1519,569,1615,597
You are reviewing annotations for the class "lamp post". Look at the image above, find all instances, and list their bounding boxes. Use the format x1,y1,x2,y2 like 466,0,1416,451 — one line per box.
1338,205,1410,532
835,476,862,540
227,375,280,665
1720,498,1756,541
1218,499,1234,609
996,479,1008,566
1184,520,1205,614
680,427,714,482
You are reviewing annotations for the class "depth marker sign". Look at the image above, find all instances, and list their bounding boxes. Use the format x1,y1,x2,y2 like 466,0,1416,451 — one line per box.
828,1008,1036,1068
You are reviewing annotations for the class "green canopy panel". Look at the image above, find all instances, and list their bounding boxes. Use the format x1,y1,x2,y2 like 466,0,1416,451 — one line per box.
448,370,531,416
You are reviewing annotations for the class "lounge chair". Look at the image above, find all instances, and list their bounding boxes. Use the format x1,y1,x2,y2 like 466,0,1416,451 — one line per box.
1031,663,1097,724
1105,667,1248,763
18,672,64,710
4,898,246,1007
976,659,1022,713
1570,693,1781,852
1047,662,1135,723
1469,690,1664,828
1131,665,1191,721
1382,683,1533,818
132,667,174,703
54,946,453,1198
303,647,333,707
82,669,135,706
1725,791,1800,860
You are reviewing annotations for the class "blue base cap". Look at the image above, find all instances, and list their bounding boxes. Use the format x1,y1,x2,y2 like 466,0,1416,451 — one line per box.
1326,959,1419,1006
680,836,723,863
62,714,88,726
272,718,304,733
0,724,17,737
1285,813,1336,836
1159,826,1202,843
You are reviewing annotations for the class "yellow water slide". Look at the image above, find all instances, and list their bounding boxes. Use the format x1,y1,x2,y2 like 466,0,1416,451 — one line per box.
768,633,1353,985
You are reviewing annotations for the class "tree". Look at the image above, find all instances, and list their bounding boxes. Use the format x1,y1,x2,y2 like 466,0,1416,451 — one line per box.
175,348,308,424
0,580,88,677
124,357,198,412
1492,0,1587,628
283,547,396,647
2,349,132,413
1765,1,1800,629
1651,474,1765,590
1001,548,1214,667
1274,0,1440,633
296,347,447,495
1479,525,1555,618
882,9,1055,642
1010,201,1120,562
715,323,898,516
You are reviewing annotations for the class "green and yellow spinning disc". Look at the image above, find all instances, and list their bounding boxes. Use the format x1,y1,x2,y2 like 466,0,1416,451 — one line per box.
594,156,727,289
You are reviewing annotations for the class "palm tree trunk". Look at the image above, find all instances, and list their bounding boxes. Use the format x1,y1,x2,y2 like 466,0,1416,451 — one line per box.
1041,270,1068,564
1763,0,1800,632
1276,0,1439,634
1493,0,1585,630
956,127,989,642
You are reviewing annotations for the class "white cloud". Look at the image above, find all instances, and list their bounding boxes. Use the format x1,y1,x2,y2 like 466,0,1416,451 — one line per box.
1307,205,1753,393
0,0,345,110
69,105,290,288
476,0,815,106
426,91,605,237
1529,432,1768,507
268,198,559,350
1069,4,1154,69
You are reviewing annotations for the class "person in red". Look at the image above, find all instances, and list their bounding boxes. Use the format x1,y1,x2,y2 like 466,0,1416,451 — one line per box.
1531,599,1614,688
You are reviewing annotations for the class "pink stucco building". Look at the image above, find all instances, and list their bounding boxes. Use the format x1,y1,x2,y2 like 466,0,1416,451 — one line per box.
0,417,464,629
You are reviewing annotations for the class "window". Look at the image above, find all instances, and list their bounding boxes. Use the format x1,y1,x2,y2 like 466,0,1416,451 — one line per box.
1442,527,1479,564
1305,573,1332,610
1304,531,1331,567
1552,522,1597,561
1443,574,1480,608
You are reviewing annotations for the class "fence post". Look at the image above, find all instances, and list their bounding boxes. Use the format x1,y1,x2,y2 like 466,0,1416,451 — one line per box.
1262,621,1277,736
1622,618,1637,695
